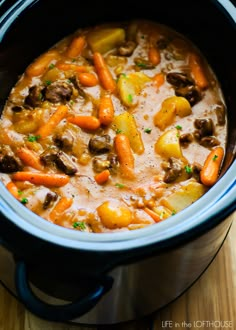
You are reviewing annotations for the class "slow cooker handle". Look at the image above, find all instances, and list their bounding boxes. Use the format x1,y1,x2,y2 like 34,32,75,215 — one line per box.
15,261,113,322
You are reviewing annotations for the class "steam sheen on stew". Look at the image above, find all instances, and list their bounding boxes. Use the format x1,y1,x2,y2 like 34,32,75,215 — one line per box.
0,20,227,233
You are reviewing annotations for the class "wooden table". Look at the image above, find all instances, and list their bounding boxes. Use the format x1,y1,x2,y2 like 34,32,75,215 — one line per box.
0,213,235,330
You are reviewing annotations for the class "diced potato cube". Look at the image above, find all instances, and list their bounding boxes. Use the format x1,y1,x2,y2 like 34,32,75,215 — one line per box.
113,111,144,154
160,181,206,212
87,28,125,54
154,96,191,130
155,128,183,159
117,72,151,107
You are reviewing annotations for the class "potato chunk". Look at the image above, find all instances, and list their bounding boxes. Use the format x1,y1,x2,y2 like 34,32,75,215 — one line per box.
161,181,206,212
117,72,151,107
113,112,144,154
155,128,183,159
154,96,191,130
87,28,125,54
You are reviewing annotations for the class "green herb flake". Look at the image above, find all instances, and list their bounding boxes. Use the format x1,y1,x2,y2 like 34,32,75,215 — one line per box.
184,165,192,174
27,135,41,142
71,58,77,63
127,94,133,103
212,154,218,161
38,92,43,101
45,80,52,86
69,100,74,105
115,183,125,189
73,221,86,230
176,133,180,138
175,125,182,130
21,197,28,205
116,128,123,134
18,190,23,195
136,62,148,69
48,63,55,70
172,210,176,216
144,127,152,134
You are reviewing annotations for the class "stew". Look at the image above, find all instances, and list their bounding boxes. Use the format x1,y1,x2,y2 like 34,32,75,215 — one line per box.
0,20,227,233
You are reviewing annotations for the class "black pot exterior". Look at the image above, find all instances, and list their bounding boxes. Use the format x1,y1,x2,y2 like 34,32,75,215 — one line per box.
0,0,235,324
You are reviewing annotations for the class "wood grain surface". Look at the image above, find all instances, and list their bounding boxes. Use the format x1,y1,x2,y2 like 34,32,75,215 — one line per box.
0,212,235,330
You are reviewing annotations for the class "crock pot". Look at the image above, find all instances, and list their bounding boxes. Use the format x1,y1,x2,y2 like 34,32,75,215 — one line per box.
0,0,235,325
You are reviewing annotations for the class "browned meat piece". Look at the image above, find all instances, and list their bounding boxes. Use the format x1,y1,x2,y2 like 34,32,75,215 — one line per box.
55,151,77,175
92,157,111,173
175,85,202,105
162,157,183,183
107,153,119,173
40,148,77,175
214,103,226,125
44,81,73,103
194,118,214,138
200,136,220,148
24,85,44,108
118,41,136,56
88,135,112,154
0,145,22,173
43,192,58,209
53,130,75,151
134,58,155,70
166,72,193,88
191,162,202,182
179,133,193,147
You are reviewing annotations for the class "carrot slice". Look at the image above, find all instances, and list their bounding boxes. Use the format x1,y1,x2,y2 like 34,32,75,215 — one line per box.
49,197,73,222
67,116,100,130
12,172,69,187
6,181,19,199
98,95,114,126
93,52,116,92
114,134,134,179
94,170,110,185
17,148,44,171
200,147,224,186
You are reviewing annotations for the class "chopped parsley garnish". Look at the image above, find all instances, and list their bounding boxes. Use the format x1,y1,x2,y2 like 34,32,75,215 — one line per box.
120,73,127,78
184,165,192,174
176,132,180,138
69,100,74,105
71,58,77,63
144,127,152,134
127,94,133,103
136,62,148,69
73,221,86,230
38,92,43,101
45,80,52,86
175,125,182,130
115,183,125,189
21,197,28,205
48,63,55,69
27,135,41,142
172,210,176,216
18,190,23,195
116,128,123,134
212,154,218,161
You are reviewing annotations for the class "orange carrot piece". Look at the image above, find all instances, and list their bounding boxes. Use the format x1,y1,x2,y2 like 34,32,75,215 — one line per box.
56,62,88,73
49,197,73,222
26,50,60,77
6,181,19,199
12,172,69,187
200,147,224,186
98,95,114,125
152,72,165,88
93,52,116,93
189,53,208,90
148,46,161,66
77,72,98,87
94,170,110,185
67,115,100,130
66,36,86,58
37,105,68,139
17,148,44,171
143,207,162,223
114,134,134,179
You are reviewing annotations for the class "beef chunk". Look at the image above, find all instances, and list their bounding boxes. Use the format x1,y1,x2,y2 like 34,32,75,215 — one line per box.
25,85,44,108
53,130,75,151
175,85,202,106
43,192,58,209
55,151,77,175
166,72,193,88
0,145,22,173
118,41,136,56
44,81,73,103
162,157,183,183
40,148,77,175
194,118,214,139
88,135,112,154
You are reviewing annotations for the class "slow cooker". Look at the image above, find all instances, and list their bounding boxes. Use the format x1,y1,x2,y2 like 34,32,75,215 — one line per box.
0,0,235,325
